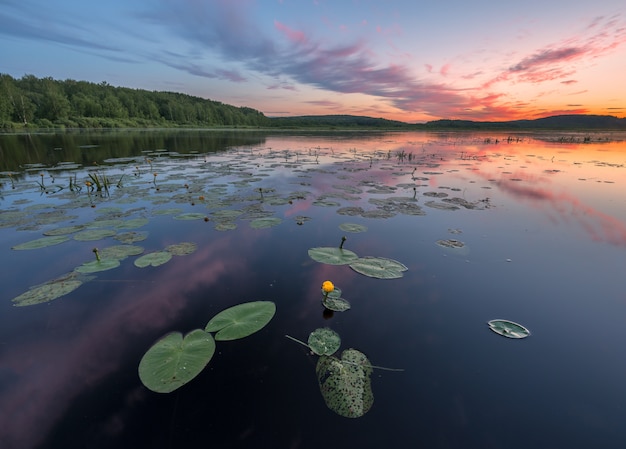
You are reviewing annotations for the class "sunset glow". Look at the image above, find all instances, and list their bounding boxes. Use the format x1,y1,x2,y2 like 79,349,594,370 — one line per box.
1,0,625,122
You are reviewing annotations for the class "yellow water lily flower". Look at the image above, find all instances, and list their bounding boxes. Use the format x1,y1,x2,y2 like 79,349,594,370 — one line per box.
322,281,334,293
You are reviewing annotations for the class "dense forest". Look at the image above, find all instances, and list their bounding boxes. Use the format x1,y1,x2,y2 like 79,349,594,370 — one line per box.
0,73,270,129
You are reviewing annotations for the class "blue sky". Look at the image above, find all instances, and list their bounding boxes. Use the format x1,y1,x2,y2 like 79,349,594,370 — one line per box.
1,0,625,122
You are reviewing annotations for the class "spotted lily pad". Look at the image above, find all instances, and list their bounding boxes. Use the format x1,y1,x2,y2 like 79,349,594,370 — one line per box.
487,319,531,339
205,301,276,341
349,256,408,279
316,349,374,418
138,329,216,393
308,328,341,356
12,235,70,250
322,295,351,312
308,247,359,265
134,251,173,268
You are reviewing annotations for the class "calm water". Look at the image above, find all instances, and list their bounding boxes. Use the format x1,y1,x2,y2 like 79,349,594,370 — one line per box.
1,130,625,449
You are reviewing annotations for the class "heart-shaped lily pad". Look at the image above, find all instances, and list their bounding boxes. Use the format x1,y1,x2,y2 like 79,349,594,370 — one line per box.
12,235,70,250
308,328,341,356
134,251,173,268
349,256,408,279
205,301,276,341
138,329,216,393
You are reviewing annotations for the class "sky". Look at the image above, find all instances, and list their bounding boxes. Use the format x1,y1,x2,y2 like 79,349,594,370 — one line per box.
1,0,625,123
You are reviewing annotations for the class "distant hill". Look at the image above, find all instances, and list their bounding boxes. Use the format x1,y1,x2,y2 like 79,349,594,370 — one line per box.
422,114,626,130
269,113,626,130
269,114,410,129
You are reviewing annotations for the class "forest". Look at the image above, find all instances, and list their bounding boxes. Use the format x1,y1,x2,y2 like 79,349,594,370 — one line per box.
0,74,270,129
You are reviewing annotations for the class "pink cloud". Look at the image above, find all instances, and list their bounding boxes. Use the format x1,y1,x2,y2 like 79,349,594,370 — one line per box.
274,20,307,44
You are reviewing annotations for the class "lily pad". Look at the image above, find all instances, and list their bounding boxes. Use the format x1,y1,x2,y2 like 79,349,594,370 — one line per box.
339,223,368,233
134,251,173,268
165,242,197,256
114,231,149,243
116,218,149,229
308,247,359,265
249,217,282,229
74,229,117,241
173,213,206,220
12,272,87,306
349,256,408,279
308,328,341,355
205,301,276,341
75,258,121,273
322,295,351,312
43,224,86,236
487,319,531,339
316,349,374,418
138,329,216,393
98,244,145,260
12,235,70,250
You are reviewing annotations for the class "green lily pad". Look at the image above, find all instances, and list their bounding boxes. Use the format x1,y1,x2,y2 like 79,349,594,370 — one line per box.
43,224,87,236
12,272,88,306
138,329,216,393
316,349,374,418
116,218,149,229
308,247,359,265
134,251,173,268
165,242,197,256
322,295,351,312
249,217,282,229
98,244,145,260
12,235,70,250
75,258,121,273
205,301,276,341
339,223,368,233
488,319,531,339
308,328,341,356
349,256,408,279
74,229,117,241
114,231,149,243
173,213,206,220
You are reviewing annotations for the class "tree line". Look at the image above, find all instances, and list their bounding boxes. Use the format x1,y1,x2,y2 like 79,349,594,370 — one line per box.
0,74,270,129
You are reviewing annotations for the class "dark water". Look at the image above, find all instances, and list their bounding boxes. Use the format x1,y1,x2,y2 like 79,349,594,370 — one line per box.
1,130,625,449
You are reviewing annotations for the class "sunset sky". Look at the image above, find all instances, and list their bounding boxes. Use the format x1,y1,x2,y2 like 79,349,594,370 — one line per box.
1,0,625,122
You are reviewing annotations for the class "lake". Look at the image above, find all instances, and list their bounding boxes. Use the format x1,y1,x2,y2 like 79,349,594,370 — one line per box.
1,129,625,449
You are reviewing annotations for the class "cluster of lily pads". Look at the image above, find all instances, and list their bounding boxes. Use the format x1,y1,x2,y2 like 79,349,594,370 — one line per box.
139,301,276,393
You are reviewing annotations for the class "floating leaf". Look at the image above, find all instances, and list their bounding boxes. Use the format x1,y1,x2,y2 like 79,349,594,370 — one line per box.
205,301,276,341
114,231,149,243
74,229,117,241
488,319,531,339
436,239,465,249
12,272,88,306
308,247,359,265
43,224,86,236
116,218,149,229
249,217,282,229
12,235,69,250
339,223,368,233
98,244,145,260
134,251,173,268
349,256,408,279
173,213,206,220
165,242,197,256
308,328,341,355
316,349,373,418
322,295,351,312
138,330,216,393
75,258,121,273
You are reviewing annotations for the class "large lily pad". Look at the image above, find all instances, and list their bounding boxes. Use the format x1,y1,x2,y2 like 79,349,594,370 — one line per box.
98,244,145,260
12,235,70,250
308,328,341,356
308,247,359,265
205,301,276,341
12,272,88,306
487,319,531,339
74,229,117,241
165,242,197,256
316,349,374,418
349,256,408,279
134,251,173,268
138,329,216,393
